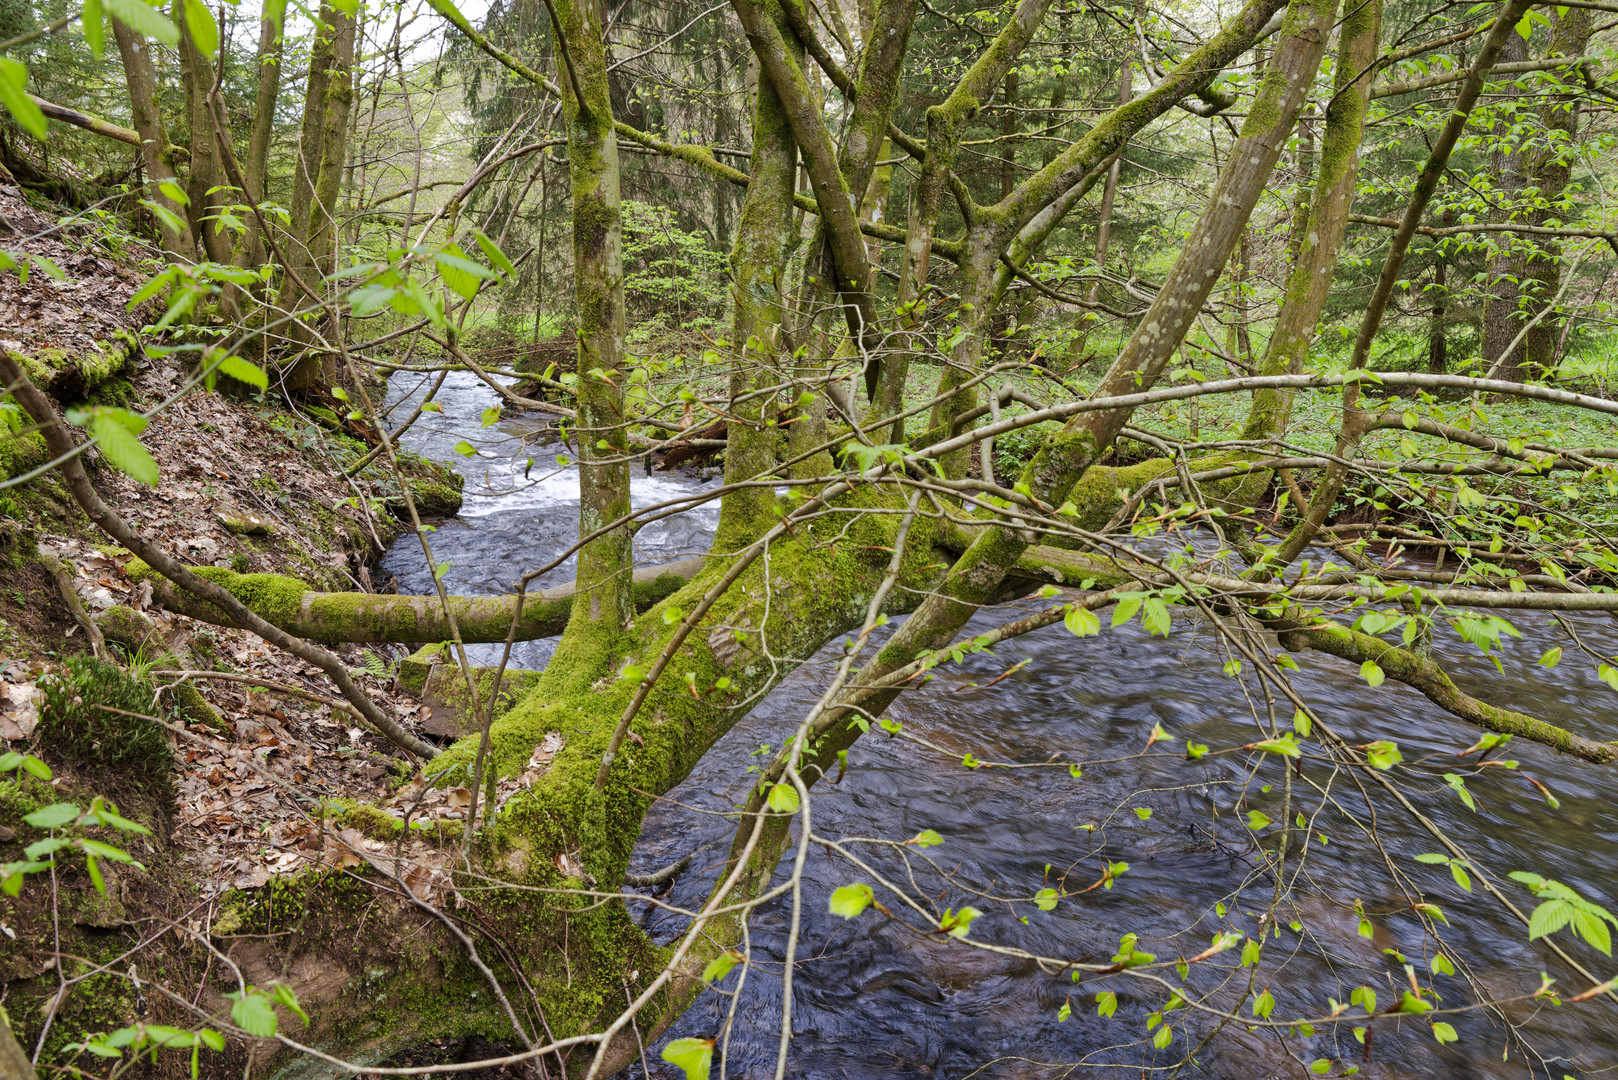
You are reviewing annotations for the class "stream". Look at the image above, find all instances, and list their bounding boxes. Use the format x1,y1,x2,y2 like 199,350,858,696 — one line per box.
382,370,1618,1079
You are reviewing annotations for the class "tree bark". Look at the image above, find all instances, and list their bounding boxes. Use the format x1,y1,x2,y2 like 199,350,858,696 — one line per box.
175,1,233,265
1481,30,1530,379
547,0,636,684
1520,5,1594,377
305,5,356,279
288,2,337,271
112,20,195,261
243,9,284,269
1242,0,1381,439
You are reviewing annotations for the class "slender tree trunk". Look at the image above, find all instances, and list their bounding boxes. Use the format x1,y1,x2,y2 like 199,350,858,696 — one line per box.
305,6,355,278
243,11,284,269
175,3,232,265
1287,101,1314,263
288,3,337,268
1521,5,1593,376
1428,206,1452,372
548,0,635,683
1240,0,1380,440
1481,31,1529,378
719,18,799,545
112,21,195,262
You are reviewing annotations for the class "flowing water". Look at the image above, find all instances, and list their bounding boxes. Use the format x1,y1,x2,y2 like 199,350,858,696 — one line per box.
382,371,1618,1079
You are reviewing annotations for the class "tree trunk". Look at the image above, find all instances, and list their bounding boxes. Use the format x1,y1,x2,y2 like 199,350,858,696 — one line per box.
1520,5,1594,377
112,20,195,261
1428,207,1452,372
305,5,355,279
774,0,1338,827
1241,0,1380,440
243,10,284,269
288,3,337,271
1481,30,1529,379
549,0,635,683
175,1,232,266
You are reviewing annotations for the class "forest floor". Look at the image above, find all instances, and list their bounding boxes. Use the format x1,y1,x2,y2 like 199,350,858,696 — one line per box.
0,187,485,1023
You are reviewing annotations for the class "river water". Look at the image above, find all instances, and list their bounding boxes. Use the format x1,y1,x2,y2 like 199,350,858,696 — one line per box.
382,371,1618,1079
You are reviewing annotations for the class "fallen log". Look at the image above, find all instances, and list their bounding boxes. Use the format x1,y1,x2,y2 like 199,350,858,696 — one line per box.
127,557,705,643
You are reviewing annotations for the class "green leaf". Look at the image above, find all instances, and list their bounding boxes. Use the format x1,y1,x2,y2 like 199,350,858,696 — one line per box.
660,1037,714,1080
1364,740,1402,770
269,984,308,1027
1247,811,1271,830
1152,1023,1172,1049
86,853,105,892
435,246,496,300
230,990,279,1038
766,783,799,814
912,829,943,848
0,58,47,140
1034,888,1059,912
1310,1059,1332,1074
24,802,80,829
349,284,397,317
943,906,982,939
1444,772,1476,811
83,0,104,54
453,440,476,456
1142,598,1171,637
216,355,267,390
1062,606,1100,637
473,229,516,276
1432,1021,1458,1044
1430,951,1455,976
1133,807,1152,821
701,953,739,984
105,0,179,45
1359,660,1385,687
80,839,135,863
1057,1000,1071,1022
829,883,873,919
182,0,217,54
262,0,287,34
1096,991,1118,1017
91,411,159,485
1253,989,1276,1019
480,406,502,428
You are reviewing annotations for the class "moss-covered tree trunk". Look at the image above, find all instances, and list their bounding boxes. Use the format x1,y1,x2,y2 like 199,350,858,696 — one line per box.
548,0,635,687
1242,0,1381,440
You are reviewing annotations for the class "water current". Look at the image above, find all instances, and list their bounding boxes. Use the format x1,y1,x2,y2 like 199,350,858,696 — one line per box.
382,370,1618,1079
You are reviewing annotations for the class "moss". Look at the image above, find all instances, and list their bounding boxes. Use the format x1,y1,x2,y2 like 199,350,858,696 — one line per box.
5,331,138,403
36,655,176,812
398,642,447,694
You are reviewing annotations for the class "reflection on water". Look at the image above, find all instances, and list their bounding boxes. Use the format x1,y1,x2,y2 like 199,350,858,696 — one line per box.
380,370,1618,1078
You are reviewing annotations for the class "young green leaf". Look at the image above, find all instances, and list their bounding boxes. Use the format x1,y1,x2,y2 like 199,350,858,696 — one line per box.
765,783,800,814
0,59,48,141
660,1037,714,1080
23,802,80,830
829,883,874,919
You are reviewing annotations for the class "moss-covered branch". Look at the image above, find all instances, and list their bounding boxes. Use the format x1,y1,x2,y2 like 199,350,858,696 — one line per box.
126,557,704,643
1274,619,1618,763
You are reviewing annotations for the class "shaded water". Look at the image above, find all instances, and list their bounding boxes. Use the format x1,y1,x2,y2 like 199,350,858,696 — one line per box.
383,372,1618,1079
